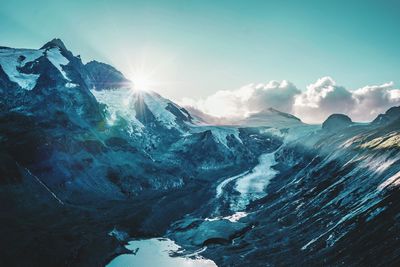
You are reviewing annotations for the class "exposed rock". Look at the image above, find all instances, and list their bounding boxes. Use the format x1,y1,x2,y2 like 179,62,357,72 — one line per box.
85,60,131,90
322,113,353,131
169,218,250,247
372,106,400,125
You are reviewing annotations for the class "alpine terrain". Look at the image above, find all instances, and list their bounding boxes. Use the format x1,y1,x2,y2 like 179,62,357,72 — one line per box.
1,39,400,266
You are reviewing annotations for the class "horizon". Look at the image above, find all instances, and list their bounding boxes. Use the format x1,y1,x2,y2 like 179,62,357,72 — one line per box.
1,0,400,123
2,36,400,124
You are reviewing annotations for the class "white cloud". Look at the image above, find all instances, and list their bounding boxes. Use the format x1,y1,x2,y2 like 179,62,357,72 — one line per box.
293,77,356,123
351,82,400,121
180,80,301,120
180,77,400,124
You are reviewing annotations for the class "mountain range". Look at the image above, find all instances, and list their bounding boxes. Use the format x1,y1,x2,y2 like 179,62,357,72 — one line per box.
1,39,400,266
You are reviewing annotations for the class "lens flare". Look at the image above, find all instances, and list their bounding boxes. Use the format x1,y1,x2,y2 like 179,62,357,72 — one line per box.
129,72,154,91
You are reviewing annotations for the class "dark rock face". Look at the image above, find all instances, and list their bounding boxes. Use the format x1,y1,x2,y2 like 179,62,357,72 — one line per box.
322,113,353,131
169,218,250,247
85,60,131,90
0,65,19,92
40,38,69,51
372,106,400,125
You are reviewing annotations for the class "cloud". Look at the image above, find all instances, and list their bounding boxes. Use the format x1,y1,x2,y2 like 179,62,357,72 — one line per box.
293,77,356,123
351,82,400,121
181,77,400,124
180,80,301,120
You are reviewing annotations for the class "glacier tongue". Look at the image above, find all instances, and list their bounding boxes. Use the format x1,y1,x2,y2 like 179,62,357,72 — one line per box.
215,150,279,212
91,88,145,132
233,151,279,211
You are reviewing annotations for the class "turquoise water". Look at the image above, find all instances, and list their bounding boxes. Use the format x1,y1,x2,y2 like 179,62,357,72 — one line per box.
107,238,217,267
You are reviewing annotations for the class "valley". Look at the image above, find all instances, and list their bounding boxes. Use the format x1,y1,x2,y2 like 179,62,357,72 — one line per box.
0,39,400,267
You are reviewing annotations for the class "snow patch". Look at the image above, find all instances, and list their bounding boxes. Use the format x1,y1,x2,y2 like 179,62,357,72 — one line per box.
142,92,180,130
66,82,78,88
210,127,242,147
91,88,144,133
108,227,129,241
378,171,400,191
0,48,42,90
45,47,70,81
205,211,248,223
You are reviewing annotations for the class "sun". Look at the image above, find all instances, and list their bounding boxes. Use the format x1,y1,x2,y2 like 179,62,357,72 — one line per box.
128,70,157,92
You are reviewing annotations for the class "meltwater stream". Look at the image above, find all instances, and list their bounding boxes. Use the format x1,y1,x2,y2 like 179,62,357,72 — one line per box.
108,152,278,267
216,151,279,211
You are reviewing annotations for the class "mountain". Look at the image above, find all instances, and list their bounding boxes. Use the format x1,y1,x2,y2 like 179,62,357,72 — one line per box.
237,107,303,128
322,113,353,131
85,60,131,90
1,39,400,267
372,106,400,125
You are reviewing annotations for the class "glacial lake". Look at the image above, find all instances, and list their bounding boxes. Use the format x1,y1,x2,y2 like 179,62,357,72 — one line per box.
107,238,217,267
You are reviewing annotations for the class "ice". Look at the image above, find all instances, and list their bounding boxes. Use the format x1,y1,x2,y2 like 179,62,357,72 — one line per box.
0,46,78,90
142,92,180,130
216,171,248,198
215,151,279,212
378,170,400,191
0,48,43,90
210,127,242,147
107,238,216,267
205,211,248,222
65,82,78,88
233,152,278,211
45,47,70,81
91,88,144,132
92,88,192,134
223,211,248,222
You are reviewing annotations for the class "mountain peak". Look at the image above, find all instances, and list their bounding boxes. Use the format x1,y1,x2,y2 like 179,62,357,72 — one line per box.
85,60,131,90
372,106,400,125
322,114,353,131
237,107,302,127
40,38,68,51
255,108,302,122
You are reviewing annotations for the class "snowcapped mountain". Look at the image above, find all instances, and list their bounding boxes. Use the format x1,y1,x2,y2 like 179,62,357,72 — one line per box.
237,107,303,128
0,39,95,92
0,47,43,90
1,39,400,267
91,88,194,134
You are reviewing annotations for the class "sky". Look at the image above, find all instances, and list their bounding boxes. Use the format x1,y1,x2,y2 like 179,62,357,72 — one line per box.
1,0,400,122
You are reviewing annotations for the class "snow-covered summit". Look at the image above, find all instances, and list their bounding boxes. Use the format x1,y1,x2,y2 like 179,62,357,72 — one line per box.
237,107,303,128
91,88,194,135
40,38,69,51
0,38,83,90
0,47,43,90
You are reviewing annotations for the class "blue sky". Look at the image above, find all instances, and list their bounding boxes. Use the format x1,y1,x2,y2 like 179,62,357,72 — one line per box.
1,0,400,102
